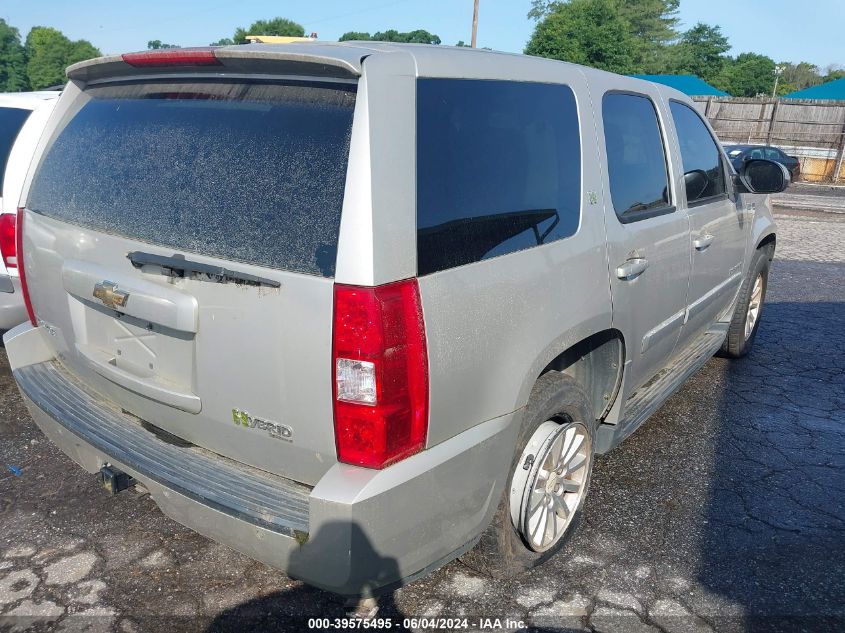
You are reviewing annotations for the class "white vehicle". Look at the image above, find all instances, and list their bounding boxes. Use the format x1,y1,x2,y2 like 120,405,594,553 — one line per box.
0,91,60,329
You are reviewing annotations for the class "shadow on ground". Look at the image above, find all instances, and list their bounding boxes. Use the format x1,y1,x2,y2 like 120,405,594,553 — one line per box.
697,289,844,630
206,523,411,633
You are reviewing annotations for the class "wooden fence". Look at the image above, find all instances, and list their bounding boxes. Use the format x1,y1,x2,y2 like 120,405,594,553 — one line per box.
692,96,845,183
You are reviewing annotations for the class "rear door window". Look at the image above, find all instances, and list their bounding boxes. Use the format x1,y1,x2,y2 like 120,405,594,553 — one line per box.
0,106,32,197
416,79,581,275
28,80,356,277
669,100,726,204
602,93,672,222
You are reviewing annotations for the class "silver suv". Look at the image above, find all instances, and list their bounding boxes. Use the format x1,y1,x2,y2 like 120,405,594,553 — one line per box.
5,42,787,596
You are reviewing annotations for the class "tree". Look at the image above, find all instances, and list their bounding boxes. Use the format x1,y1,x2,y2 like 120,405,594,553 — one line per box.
394,29,440,44
823,64,845,82
616,0,678,44
780,62,821,91
147,40,179,50
339,29,441,45
338,32,371,42
25,27,101,89
67,40,101,67
455,40,470,47
0,19,29,91
617,0,679,72
340,30,364,41
716,53,776,97
528,0,557,20
210,38,234,46
525,0,636,74
529,0,678,72
668,23,730,84
232,17,304,44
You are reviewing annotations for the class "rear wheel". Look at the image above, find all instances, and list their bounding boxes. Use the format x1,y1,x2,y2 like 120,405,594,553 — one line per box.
460,372,595,577
720,247,771,358
511,420,591,552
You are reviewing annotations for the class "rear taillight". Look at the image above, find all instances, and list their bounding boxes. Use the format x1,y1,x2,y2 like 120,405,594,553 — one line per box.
121,48,222,68
16,208,36,326
0,214,16,269
332,279,429,469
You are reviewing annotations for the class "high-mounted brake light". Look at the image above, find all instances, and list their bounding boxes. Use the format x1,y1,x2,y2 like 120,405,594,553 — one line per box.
121,48,222,68
16,208,36,326
332,279,429,469
0,214,16,269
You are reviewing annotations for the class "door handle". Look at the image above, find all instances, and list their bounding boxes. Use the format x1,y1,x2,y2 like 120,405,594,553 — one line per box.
694,234,715,250
615,258,649,280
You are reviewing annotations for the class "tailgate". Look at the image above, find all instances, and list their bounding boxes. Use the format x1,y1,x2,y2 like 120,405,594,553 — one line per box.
21,75,357,485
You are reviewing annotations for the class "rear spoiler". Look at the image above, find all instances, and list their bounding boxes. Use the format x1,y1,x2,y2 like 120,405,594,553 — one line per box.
66,45,363,83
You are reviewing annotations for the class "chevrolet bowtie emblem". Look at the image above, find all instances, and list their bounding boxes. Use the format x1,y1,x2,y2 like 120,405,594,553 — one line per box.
93,281,129,309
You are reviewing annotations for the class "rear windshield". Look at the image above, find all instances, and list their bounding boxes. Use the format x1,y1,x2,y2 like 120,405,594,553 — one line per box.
28,80,356,277
0,106,32,197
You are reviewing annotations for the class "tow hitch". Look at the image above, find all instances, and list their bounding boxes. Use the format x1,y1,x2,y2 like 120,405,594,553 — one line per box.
99,464,135,495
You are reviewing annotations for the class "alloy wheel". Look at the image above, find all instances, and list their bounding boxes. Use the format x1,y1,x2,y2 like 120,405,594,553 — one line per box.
510,421,591,552
745,273,764,340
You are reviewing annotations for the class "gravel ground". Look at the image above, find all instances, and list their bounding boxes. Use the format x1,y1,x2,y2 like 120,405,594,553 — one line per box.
0,209,843,632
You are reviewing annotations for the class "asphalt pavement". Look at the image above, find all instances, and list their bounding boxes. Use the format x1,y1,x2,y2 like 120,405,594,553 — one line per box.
0,207,843,633
773,182,845,213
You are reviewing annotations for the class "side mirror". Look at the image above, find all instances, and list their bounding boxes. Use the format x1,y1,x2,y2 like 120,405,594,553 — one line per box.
683,169,709,202
735,158,790,194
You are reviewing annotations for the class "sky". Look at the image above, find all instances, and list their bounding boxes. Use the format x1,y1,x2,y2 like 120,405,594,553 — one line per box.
2,0,842,71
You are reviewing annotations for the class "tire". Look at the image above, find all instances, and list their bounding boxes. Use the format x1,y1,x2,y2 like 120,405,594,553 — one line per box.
459,372,596,578
719,246,771,358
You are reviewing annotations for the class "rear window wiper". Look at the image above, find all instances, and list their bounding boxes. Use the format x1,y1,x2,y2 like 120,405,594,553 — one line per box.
127,251,281,288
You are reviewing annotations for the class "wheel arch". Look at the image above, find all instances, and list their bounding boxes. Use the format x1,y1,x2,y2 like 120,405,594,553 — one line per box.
536,329,625,422
756,231,776,259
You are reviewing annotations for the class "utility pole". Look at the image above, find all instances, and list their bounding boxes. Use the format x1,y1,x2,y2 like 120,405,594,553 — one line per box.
772,64,784,98
471,0,480,48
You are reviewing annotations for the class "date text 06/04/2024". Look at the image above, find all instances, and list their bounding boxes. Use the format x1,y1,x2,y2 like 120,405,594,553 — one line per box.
307,617,527,630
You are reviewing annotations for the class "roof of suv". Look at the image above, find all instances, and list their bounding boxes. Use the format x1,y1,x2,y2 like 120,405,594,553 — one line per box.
65,41,689,102
68,41,546,79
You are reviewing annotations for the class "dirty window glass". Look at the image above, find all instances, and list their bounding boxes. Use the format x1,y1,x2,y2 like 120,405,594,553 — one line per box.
0,106,32,197
603,93,671,222
28,80,356,277
669,100,726,203
416,79,581,275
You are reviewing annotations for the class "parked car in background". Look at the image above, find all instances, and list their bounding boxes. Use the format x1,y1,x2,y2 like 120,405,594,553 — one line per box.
0,91,60,330
724,144,800,181
5,43,789,597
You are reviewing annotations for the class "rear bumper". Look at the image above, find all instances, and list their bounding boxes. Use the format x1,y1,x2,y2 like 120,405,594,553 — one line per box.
0,275,27,331
4,323,519,596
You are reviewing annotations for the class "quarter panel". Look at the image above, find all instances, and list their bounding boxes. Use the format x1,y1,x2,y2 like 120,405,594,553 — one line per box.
418,71,611,446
